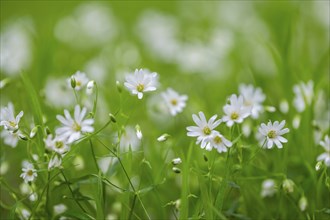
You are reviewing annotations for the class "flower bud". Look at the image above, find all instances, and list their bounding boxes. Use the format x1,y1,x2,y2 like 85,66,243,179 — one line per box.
265,106,276,112
70,76,76,89
109,113,117,123
315,161,323,171
292,115,301,129
299,196,308,211
157,133,170,142
203,154,208,162
279,99,289,114
172,167,181,173
86,80,95,95
0,78,10,89
172,158,182,165
135,125,142,140
116,80,122,93
30,126,38,138
282,179,295,193
18,133,28,141
45,126,51,135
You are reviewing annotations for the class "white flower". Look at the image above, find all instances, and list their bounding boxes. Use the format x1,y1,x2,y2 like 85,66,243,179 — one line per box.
206,132,232,153
293,80,314,112
239,84,265,119
20,162,37,183
48,154,62,170
86,80,95,95
161,88,188,116
172,158,182,165
67,71,89,90
0,129,21,147
0,19,32,76
222,94,250,127
258,120,290,149
279,99,289,114
0,102,24,132
317,135,330,167
56,105,94,143
135,124,142,140
119,126,141,151
44,77,75,108
21,209,31,220
261,179,277,198
186,112,221,149
44,135,70,154
124,69,158,99
299,196,308,212
157,133,170,142
54,204,67,215
282,179,295,193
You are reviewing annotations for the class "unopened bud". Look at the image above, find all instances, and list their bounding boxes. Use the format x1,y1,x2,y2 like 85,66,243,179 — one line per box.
292,115,301,129
0,78,10,89
116,80,122,93
70,76,76,89
282,179,295,193
279,100,289,114
30,127,38,138
135,125,142,140
203,154,208,162
299,196,308,211
157,134,170,142
109,113,116,123
172,167,181,174
315,161,323,171
18,133,28,141
172,158,182,165
45,126,51,135
86,80,95,95
265,106,276,113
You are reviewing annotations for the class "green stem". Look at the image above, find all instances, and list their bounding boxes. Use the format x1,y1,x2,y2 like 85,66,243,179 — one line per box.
128,194,137,220
89,140,99,172
60,169,87,214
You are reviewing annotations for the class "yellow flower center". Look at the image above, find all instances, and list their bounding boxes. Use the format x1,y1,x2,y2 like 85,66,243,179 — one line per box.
76,81,81,87
231,112,239,120
171,99,178,106
72,122,81,132
203,126,211,135
9,121,16,127
55,141,64,149
137,84,144,92
267,130,276,139
27,169,33,176
214,136,222,144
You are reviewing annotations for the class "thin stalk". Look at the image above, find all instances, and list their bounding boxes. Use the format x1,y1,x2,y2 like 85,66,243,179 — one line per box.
128,194,137,220
60,169,87,214
89,140,99,172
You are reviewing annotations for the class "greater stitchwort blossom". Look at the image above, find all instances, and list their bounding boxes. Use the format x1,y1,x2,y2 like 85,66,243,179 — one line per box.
124,69,158,99
67,71,89,90
56,105,94,143
317,135,330,167
293,80,314,112
161,88,188,116
0,102,24,132
261,179,277,198
258,120,290,149
1,129,21,147
222,94,250,127
20,162,37,183
187,111,221,149
239,84,265,119
206,132,232,153
44,135,70,154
